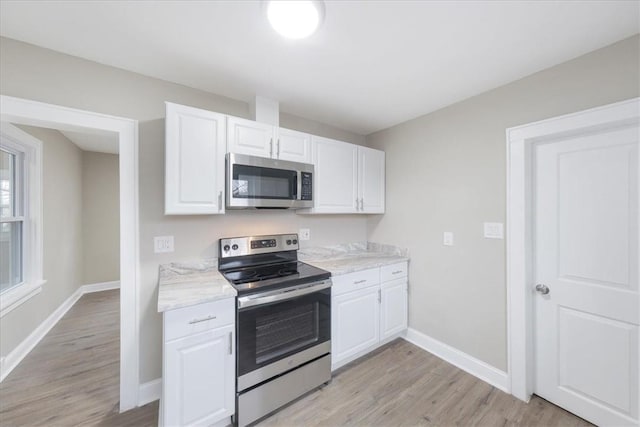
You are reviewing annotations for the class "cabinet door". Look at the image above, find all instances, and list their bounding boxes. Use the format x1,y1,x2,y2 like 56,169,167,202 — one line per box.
227,116,275,158
165,102,226,214
358,146,385,213
277,127,311,163
311,136,358,213
163,325,235,427
380,279,408,340
332,286,380,365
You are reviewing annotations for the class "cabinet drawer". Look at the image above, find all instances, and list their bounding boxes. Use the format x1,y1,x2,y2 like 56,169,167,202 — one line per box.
332,268,380,296
164,298,235,342
380,262,408,282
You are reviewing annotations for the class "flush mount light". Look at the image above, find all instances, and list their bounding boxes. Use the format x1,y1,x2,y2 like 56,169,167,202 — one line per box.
266,0,325,39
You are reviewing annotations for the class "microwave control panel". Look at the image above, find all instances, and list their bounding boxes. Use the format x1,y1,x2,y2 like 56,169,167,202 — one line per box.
301,172,313,201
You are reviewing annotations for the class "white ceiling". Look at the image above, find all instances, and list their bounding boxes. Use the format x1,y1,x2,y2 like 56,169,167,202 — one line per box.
0,1,638,135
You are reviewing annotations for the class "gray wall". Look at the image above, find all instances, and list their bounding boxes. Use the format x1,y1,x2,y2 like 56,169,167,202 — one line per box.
0,126,84,358
0,37,368,382
82,151,120,285
366,35,640,371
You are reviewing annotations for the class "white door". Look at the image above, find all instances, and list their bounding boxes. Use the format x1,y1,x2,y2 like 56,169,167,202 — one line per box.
164,325,235,427
380,279,408,340
534,125,639,426
332,286,380,365
277,127,311,163
358,146,385,213
165,102,226,214
227,116,274,158
311,136,358,213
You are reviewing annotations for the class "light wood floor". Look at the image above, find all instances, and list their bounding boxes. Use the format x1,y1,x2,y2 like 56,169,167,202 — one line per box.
0,290,590,426
0,290,157,426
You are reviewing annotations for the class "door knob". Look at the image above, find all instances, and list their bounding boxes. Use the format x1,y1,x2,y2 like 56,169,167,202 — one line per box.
535,284,550,295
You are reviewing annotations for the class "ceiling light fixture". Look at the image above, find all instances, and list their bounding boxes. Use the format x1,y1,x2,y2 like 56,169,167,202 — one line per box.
266,0,325,39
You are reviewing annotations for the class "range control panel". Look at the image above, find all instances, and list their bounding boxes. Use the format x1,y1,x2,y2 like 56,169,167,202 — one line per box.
220,233,299,258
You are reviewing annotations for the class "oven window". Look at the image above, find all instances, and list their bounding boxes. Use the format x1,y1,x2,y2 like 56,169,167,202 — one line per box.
237,288,331,377
256,302,318,364
232,164,296,200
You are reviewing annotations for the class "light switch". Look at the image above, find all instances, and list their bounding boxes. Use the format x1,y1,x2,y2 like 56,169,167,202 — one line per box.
443,232,454,246
483,223,504,239
154,236,174,253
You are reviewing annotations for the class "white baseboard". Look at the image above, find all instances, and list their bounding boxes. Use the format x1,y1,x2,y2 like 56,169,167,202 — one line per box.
82,280,120,293
0,282,120,383
403,328,510,393
139,378,162,406
0,285,84,382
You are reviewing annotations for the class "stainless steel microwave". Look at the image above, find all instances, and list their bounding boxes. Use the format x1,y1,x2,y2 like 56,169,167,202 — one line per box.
226,153,314,209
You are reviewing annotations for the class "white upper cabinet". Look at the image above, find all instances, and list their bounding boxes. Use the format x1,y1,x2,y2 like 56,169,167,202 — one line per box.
358,146,385,213
227,116,275,159
311,136,359,213
302,137,385,214
277,127,312,163
227,116,311,163
165,102,226,215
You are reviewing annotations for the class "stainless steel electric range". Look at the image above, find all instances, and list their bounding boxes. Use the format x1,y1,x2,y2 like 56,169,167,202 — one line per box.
218,233,332,427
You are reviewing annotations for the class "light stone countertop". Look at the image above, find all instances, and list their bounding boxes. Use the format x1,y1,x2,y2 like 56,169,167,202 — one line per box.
299,242,409,276
157,259,236,312
157,242,408,312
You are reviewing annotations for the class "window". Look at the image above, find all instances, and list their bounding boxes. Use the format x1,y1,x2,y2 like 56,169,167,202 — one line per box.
0,124,43,317
1,147,24,292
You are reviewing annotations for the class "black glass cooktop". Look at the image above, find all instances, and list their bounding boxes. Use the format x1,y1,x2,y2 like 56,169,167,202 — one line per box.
221,261,331,295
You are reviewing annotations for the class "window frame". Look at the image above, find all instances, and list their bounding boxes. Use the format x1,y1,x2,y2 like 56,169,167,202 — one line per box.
0,123,44,317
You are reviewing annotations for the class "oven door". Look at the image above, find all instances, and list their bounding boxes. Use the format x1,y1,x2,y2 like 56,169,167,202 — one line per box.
236,281,331,391
226,153,313,209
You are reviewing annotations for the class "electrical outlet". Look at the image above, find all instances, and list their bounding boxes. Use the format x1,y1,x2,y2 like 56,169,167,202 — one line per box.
154,236,174,253
299,228,311,241
443,232,454,246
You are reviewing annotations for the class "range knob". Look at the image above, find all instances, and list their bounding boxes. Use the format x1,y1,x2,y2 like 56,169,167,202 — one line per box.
232,244,239,250
286,239,292,245
223,245,230,252
292,239,298,245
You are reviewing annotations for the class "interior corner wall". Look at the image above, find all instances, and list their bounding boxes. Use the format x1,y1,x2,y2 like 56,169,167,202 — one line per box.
365,34,640,371
0,36,367,383
0,126,83,359
82,151,120,285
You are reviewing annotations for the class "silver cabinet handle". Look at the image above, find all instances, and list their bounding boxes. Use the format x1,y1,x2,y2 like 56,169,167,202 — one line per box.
354,279,366,284
535,284,550,295
360,198,364,211
218,191,223,211
270,138,273,158
277,139,280,158
355,198,360,211
392,270,403,275
188,315,217,324
228,332,233,355
378,289,381,303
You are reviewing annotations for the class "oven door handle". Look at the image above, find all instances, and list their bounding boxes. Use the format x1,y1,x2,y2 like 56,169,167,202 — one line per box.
237,280,331,309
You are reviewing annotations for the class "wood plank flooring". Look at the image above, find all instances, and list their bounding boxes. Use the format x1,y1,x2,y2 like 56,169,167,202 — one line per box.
0,290,590,426
0,290,157,426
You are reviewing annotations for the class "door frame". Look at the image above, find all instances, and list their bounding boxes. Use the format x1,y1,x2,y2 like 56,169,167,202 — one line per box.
505,97,640,402
0,95,140,412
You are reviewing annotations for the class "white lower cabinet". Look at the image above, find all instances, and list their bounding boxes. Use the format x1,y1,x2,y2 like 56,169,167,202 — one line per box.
380,278,408,340
162,298,235,427
332,286,380,363
331,262,408,370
